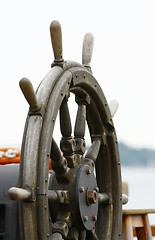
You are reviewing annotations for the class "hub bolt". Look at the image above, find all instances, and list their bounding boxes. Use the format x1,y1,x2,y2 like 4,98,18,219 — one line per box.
87,168,91,175
80,186,84,193
93,215,97,221
83,216,88,222
87,187,97,205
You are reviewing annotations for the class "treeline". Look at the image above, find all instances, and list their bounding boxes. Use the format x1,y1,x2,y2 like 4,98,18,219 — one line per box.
119,142,155,166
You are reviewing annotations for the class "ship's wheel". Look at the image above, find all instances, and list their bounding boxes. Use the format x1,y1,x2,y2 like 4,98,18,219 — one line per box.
8,20,122,240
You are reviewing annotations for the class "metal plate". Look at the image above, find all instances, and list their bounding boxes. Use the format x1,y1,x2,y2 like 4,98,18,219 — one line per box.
75,165,98,230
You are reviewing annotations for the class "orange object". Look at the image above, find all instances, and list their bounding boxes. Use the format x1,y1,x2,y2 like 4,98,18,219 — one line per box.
0,147,20,165
0,147,52,170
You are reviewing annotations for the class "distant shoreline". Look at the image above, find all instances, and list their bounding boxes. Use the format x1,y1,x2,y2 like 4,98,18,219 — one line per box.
119,142,155,166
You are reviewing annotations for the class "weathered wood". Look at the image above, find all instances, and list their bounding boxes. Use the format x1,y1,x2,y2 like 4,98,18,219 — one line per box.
144,214,152,239
134,225,155,236
122,210,153,240
151,226,155,236
123,209,155,215
122,215,133,240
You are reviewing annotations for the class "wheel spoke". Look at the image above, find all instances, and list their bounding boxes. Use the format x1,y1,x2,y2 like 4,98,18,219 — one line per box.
86,230,98,240
85,140,101,163
60,96,72,138
74,104,86,155
48,190,58,203
74,104,86,138
68,227,79,240
50,138,62,162
59,97,76,167
50,138,68,175
79,230,86,240
98,193,109,205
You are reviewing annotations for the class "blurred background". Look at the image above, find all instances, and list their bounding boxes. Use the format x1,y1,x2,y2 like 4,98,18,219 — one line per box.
0,0,155,224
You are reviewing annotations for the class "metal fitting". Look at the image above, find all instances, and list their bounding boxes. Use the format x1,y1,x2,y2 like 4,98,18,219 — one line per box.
87,187,97,206
52,221,69,238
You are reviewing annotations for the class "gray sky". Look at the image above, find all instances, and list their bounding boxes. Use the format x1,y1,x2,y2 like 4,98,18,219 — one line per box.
0,0,155,149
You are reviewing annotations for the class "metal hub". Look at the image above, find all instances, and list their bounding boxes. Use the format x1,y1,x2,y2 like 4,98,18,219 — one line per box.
75,164,98,230
49,160,98,231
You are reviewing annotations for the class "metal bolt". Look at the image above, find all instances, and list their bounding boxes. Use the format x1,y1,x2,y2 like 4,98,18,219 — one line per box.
87,168,91,175
93,216,97,221
80,186,84,193
45,206,47,210
47,153,50,157
95,187,99,192
47,234,49,237
87,187,97,205
83,216,88,222
45,178,48,182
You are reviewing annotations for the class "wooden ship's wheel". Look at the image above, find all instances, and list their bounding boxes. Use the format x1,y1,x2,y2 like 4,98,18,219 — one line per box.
8,20,122,240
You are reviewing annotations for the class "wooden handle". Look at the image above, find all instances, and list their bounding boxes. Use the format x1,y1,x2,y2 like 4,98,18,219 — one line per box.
19,78,40,111
8,187,31,200
82,32,94,67
50,20,63,61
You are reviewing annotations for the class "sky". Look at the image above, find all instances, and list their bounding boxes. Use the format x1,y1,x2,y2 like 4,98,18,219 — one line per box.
0,0,155,149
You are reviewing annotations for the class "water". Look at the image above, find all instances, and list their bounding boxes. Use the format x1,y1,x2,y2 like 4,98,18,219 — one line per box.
122,166,155,225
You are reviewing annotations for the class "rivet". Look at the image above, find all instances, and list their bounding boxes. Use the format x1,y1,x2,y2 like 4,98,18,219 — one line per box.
91,162,94,169
93,216,97,221
119,233,121,236
52,118,55,122
84,75,86,78
80,186,84,193
120,196,122,201
87,168,91,175
45,178,48,182
61,92,63,96
83,216,88,222
118,162,120,165
47,233,49,237
47,153,50,157
45,206,47,210
76,74,78,78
